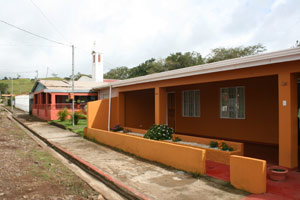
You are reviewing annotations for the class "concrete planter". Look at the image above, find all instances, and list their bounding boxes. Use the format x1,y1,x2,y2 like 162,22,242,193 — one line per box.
171,134,244,165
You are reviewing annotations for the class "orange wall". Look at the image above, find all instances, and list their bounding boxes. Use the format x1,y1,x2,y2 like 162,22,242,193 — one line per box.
230,155,266,194
168,75,279,144
124,89,155,129
86,128,206,174
87,97,118,130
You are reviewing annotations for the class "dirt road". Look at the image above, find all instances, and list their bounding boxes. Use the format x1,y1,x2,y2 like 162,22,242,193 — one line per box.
0,108,99,199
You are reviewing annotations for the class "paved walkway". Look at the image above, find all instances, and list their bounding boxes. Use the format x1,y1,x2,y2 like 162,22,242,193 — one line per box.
11,110,248,200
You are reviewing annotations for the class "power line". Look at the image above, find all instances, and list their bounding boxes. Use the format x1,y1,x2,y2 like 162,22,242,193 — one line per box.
0,70,36,74
0,19,69,46
0,43,65,47
28,0,71,45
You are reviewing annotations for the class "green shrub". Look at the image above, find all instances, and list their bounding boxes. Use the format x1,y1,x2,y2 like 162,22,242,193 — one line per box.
144,124,173,140
209,141,218,148
70,111,85,125
79,114,87,120
57,108,69,121
7,98,11,106
111,124,123,132
219,142,229,151
209,140,234,151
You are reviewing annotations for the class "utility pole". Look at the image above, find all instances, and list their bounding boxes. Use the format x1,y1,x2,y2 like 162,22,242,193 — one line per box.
46,67,49,78
71,45,75,126
11,77,13,112
36,70,39,80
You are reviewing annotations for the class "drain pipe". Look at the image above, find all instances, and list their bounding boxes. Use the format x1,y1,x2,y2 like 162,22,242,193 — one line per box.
108,85,112,131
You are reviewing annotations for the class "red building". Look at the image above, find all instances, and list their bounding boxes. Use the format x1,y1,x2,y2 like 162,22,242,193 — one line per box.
31,79,107,121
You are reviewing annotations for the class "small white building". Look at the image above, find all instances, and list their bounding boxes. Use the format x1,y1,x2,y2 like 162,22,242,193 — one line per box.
15,95,30,112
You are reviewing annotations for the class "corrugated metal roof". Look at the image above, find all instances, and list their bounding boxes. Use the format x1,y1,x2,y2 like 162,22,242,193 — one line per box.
32,80,108,93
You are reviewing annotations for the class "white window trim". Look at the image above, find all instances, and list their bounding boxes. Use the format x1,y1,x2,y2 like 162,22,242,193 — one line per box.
182,90,200,117
220,86,245,119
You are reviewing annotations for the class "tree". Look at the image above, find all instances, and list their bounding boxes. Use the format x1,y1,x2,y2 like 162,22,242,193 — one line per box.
104,66,129,80
146,59,166,74
3,77,8,80
128,58,156,78
205,44,266,63
101,44,266,80
165,51,204,70
0,83,8,93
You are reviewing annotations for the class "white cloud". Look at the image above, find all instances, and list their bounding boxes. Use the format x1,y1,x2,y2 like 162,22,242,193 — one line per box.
0,0,299,79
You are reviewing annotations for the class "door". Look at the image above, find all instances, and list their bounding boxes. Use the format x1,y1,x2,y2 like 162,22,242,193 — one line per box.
167,92,176,130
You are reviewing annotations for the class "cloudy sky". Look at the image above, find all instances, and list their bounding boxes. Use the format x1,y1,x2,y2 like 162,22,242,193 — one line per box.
0,0,299,79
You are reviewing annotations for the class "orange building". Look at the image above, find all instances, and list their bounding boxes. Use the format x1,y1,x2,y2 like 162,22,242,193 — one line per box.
89,47,300,169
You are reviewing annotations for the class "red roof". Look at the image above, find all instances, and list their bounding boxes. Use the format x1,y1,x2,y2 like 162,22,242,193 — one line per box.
103,79,118,83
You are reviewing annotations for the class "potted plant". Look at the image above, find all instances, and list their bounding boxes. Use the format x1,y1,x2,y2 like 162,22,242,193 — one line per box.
268,165,288,181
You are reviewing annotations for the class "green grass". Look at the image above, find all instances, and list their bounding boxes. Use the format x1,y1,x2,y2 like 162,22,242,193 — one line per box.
0,78,35,95
0,77,64,95
41,77,64,80
52,119,87,137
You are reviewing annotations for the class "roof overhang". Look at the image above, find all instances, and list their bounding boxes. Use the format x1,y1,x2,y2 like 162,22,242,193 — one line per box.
31,80,42,92
43,89,97,93
92,47,300,90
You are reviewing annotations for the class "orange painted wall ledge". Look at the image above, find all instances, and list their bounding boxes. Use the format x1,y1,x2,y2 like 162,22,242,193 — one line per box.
230,155,266,194
85,128,206,174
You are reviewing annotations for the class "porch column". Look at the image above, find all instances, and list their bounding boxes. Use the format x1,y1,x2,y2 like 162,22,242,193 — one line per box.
278,72,298,168
45,93,49,116
37,93,40,104
39,93,42,106
155,87,167,125
118,92,125,126
50,93,55,110
37,93,41,115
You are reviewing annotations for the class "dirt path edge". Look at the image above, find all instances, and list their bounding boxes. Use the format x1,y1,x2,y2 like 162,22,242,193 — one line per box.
4,108,149,200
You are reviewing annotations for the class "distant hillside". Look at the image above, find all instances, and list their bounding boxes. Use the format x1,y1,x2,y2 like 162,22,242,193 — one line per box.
0,77,63,95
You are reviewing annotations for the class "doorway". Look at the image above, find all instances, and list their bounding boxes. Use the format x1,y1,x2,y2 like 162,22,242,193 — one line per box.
167,92,176,131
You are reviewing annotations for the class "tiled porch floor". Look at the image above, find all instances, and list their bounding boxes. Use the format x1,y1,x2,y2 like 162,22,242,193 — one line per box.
206,160,300,200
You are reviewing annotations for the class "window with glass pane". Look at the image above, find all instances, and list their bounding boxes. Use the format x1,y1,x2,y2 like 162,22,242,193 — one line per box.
183,90,200,117
220,87,245,119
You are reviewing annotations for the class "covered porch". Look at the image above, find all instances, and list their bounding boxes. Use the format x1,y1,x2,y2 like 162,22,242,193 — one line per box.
32,91,97,121
117,71,300,169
